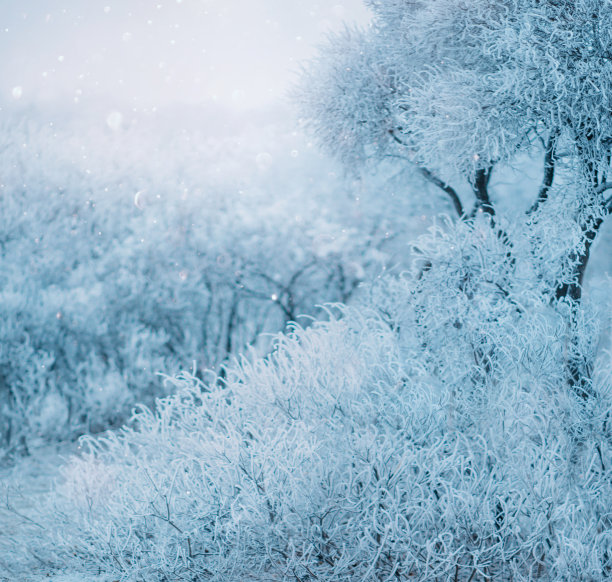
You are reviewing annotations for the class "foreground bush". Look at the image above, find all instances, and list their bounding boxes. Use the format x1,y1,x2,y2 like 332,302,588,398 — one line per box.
51,221,612,581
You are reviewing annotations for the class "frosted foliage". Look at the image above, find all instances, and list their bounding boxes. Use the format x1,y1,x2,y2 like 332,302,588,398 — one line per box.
300,0,612,174
522,184,608,289
499,1,612,151
297,0,612,380
50,222,612,580
403,67,525,171
296,27,399,167
373,216,600,398
6,1,612,578
0,111,416,456
54,296,612,581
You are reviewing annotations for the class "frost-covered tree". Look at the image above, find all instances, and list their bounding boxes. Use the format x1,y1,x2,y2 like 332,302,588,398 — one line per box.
298,0,612,304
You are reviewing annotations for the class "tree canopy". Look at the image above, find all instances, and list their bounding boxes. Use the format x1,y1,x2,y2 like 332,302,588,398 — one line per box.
299,0,612,220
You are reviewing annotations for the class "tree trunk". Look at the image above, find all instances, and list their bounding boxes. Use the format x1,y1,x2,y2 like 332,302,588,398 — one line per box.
555,216,604,303
555,192,607,398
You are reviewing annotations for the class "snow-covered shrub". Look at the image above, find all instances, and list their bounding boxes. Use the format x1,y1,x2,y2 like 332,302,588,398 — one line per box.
0,106,419,455
49,222,612,581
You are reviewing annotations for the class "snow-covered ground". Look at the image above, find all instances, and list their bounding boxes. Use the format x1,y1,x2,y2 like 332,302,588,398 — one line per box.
0,441,106,581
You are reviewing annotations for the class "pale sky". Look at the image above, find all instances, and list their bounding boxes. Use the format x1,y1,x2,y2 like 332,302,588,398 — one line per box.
1,0,371,111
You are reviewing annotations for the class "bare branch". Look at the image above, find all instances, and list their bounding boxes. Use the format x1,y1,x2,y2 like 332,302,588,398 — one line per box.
417,166,465,218
595,181,612,195
471,167,495,216
529,129,559,214
388,129,464,218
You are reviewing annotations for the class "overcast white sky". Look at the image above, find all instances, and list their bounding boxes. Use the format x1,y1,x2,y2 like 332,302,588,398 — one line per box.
1,0,370,111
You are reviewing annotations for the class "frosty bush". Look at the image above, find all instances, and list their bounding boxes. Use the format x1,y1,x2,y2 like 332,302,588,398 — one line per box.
50,221,612,581
0,107,416,455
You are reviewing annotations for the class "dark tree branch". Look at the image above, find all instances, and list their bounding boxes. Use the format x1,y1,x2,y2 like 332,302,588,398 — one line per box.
529,129,559,214
555,137,610,303
388,129,464,218
469,166,515,256
595,180,612,198
554,178,610,304
601,150,611,184
416,166,464,218
553,145,611,397
555,215,604,304
471,167,495,216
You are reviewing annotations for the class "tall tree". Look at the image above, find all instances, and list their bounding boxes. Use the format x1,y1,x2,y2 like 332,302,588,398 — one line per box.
298,0,612,392
298,0,612,298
